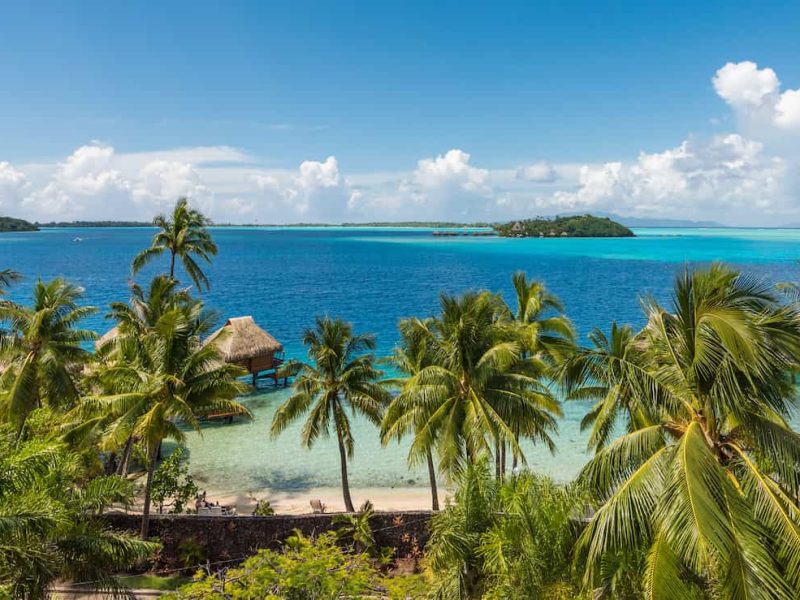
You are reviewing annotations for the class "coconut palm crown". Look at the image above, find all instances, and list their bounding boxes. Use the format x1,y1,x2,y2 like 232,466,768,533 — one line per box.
92,301,249,539
132,197,217,292
0,278,96,438
271,316,390,512
385,291,561,481
565,264,800,598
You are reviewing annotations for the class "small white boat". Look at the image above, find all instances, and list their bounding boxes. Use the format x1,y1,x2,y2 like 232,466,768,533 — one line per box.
73,237,83,242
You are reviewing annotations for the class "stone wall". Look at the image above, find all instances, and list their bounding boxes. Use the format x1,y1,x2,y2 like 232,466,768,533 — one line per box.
105,511,432,570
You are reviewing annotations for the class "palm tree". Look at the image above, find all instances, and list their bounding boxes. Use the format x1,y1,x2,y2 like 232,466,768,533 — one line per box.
271,317,389,512
0,269,21,295
504,271,575,362
89,275,203,476
501,272,574,472
567,265,800,598
562,323,661,452
382,317,442,510
394,291,561,480
0,278,96,439
0,425,157,599
93,303,249,539
132,198,217,292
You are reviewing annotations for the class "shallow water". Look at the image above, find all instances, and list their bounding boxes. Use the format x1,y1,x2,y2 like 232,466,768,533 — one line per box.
2,226,798,490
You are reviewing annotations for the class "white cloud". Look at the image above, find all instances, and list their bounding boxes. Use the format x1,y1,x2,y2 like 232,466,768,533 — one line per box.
775,89,800,129
3,60,800,226
297,156,341,189
713,61,779,109
547,134,787,221
713,61,800,131
516,161,559,183
413,149,488,193
0,162,29,211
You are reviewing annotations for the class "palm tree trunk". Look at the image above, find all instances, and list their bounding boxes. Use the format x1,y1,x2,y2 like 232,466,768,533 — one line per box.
512,425,519,471
500,442,506,477
15,416,26,442
116,435,135,477
169,250,176,280
336,428,355,512
140,443,159,540
494,436,501,479
426,449,439,511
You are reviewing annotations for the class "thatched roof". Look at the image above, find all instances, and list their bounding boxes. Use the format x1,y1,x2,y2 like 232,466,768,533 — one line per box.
204,316,283,362
94,326,119,351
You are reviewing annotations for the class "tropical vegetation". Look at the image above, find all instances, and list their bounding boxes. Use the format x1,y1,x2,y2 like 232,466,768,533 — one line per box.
495,214,634,238
423,459,589,600
0,215,38,232
3,197,800,598
132,197,218,292
564,264,800,598
165,530,426,599
271,317,390,512
0,417,156,599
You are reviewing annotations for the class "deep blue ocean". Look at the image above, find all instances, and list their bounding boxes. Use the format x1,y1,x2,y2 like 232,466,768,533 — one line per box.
2,226,798,493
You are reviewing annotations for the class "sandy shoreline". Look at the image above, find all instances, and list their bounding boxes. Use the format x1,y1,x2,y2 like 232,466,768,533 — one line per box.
207,485,450,515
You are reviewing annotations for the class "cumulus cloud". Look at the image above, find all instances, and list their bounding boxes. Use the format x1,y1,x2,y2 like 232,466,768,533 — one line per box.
357,149,497,221
413,149,489,192
544,134,788,221
2,144,215,221
714,61,800,131
516,161,559,183
0,162,29,211
3,60,800,226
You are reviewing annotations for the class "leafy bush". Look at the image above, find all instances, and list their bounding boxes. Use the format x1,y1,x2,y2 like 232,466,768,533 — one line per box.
152,446,198,514
424,459,590,599
0,422,158,598
166,531,380,599
247,493,275,516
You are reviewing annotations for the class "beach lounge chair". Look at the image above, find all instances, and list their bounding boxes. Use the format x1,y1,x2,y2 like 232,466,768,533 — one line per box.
310,499,326,513
197,506,211,516
209,505,223,516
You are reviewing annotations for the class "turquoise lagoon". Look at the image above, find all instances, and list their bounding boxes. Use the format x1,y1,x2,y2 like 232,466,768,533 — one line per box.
1,226,798,493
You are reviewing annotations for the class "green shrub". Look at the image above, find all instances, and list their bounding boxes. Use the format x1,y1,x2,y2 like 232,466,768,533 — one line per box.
152,446,198,514
166,531,377,599
423,459,590,599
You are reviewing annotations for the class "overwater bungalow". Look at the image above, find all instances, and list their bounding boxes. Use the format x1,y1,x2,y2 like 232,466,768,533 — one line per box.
204,316,286,386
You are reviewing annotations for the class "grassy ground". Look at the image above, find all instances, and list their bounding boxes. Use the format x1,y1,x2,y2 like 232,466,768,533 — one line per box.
117,574,192,590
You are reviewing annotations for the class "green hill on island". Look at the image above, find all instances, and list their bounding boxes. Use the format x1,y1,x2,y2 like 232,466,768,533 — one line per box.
495,214,634,238
0,216,38,232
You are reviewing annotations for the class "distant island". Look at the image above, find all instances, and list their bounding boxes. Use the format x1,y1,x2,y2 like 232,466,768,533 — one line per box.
0,216,38,232
495,215,634,238
37,220,153,228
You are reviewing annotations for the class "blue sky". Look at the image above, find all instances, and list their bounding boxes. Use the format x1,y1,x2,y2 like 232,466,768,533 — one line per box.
2,1,800,224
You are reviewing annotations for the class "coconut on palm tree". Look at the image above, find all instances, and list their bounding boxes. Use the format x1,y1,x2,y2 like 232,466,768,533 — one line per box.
566,265,800,598
132,198,217,292
93,302,249,539
271,317,389,512
381,317,442,510
0,278,96,439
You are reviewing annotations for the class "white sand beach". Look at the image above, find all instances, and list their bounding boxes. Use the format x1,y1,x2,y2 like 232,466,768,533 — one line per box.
210,486,450,515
